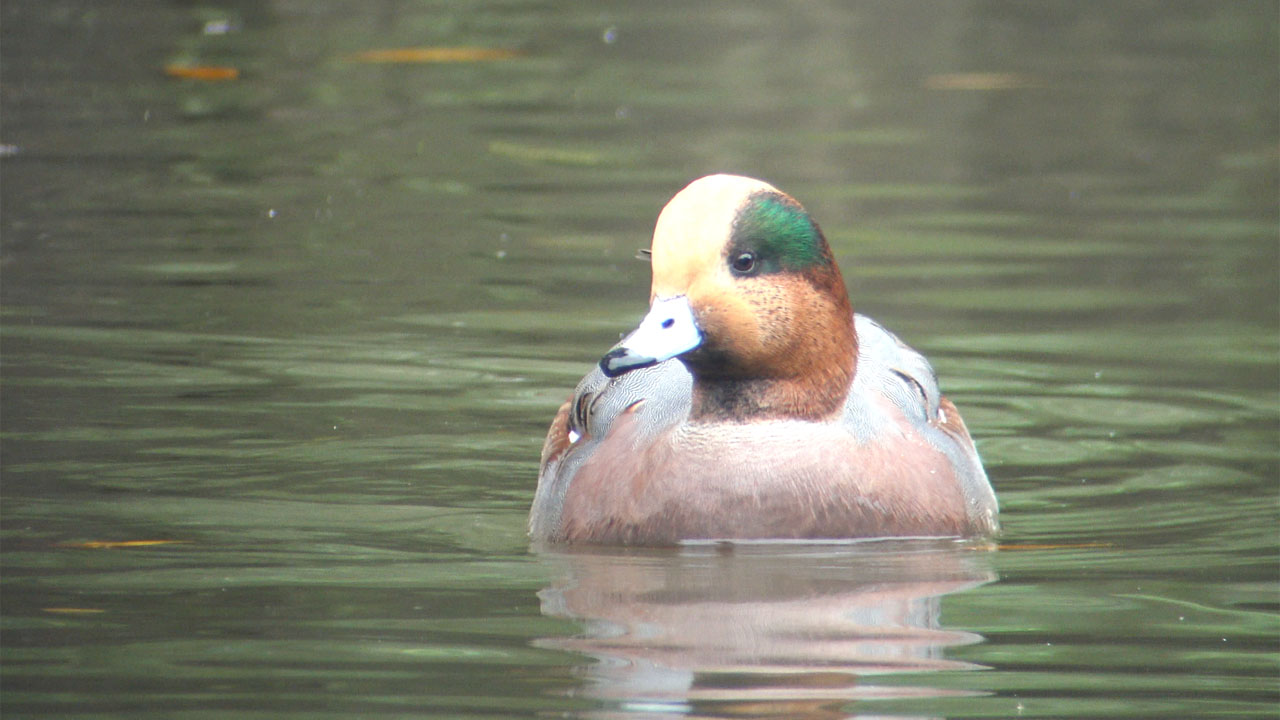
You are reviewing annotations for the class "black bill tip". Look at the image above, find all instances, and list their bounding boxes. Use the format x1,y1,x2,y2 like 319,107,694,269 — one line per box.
599,347,658,378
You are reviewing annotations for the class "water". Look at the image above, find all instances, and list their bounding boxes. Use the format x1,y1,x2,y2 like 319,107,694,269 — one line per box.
2,1,1276,717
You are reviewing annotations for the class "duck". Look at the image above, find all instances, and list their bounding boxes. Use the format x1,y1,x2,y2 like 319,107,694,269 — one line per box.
530,174,998,545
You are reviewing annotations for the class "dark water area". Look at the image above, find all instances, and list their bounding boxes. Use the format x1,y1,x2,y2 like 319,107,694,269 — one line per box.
2,1,1277,718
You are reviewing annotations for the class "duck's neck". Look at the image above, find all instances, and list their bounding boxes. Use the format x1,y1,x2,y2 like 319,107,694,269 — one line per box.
689,311,857,423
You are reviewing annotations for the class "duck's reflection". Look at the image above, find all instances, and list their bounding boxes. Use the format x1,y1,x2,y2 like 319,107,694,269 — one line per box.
535,540,994,718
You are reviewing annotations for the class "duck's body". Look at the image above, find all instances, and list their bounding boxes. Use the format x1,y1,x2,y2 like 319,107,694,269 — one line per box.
531,175,998,545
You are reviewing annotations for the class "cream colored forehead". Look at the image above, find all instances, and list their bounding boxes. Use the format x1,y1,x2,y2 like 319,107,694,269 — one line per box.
649,175,779,296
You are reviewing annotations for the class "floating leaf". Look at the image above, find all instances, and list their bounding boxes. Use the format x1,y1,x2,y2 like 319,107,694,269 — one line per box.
345,47,521,64
42,607,107,614
994,542,1113,551
163,64,240,81
57,540,192,550
488,140,606,167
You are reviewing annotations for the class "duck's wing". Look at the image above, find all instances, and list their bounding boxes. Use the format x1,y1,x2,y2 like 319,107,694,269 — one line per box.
569,354,691,449
848,314,997,530
850,314,943,426
859,316,977,448
532,343,692,540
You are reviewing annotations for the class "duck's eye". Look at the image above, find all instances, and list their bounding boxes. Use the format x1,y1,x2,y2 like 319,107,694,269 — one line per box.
730,252,757,275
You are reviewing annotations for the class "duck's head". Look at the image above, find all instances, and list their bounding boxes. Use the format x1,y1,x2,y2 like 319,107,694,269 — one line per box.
600,174,856,420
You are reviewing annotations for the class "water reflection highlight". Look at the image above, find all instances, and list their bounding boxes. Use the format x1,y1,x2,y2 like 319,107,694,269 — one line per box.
535,541,994,717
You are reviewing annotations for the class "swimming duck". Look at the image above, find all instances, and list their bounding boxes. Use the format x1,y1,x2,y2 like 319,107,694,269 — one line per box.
530,174,998,545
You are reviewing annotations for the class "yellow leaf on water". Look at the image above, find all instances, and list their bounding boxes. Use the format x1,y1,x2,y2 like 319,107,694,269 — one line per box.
57,539,192,550
993,542,1113,551
164,64,240,81
42,607,107,614
345,47,522,64
488,140,607,167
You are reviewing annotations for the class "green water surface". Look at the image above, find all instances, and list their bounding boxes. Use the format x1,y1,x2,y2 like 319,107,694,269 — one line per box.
2,1,1277,718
